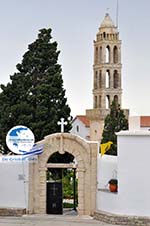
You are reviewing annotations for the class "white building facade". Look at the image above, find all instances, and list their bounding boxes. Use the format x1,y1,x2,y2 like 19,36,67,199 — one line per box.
70,115,90,140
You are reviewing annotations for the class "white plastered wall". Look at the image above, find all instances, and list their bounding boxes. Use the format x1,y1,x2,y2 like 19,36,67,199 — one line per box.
97,130,150,217
0,160,29,208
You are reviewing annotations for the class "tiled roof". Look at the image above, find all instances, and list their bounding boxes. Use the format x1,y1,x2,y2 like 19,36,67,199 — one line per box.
140,116,150,127
74,115,90,127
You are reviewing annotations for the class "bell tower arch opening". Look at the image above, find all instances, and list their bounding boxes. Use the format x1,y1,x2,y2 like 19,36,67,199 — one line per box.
95,47,98,64
99,70,102,88
106,70,110,88
114,95,119,105
94,71,98,89
113,70,119,88
106,95,110,109
100,46,102,63
106,45,110,63
113,46,118,63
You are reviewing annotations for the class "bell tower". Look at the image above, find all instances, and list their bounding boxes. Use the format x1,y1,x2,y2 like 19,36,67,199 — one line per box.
86,13,125,141
93,13,122,109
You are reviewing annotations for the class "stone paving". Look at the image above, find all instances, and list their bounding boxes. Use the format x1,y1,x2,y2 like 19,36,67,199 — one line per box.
0,214,122,226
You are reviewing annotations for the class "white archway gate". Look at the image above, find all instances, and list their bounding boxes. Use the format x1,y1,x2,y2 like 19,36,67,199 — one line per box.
28,133,98,216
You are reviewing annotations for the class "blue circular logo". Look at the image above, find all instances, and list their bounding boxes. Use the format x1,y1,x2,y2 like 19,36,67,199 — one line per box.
6,125,35,154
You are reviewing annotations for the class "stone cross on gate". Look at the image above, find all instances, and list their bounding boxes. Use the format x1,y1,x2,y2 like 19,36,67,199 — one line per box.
57,118,68,133
57,118,68,154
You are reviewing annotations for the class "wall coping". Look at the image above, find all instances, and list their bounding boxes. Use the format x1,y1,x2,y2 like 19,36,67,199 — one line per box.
44,132,99,145
116,130,150,136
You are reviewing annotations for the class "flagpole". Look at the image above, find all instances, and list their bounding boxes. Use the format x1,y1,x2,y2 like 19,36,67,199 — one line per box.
116,0,119,28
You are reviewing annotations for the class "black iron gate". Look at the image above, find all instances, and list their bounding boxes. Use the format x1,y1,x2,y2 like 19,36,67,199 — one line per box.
46,181,63,214
46,165,77,214
46,168,63,214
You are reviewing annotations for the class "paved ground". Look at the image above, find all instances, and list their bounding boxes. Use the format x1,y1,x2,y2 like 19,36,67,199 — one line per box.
0,214,122,226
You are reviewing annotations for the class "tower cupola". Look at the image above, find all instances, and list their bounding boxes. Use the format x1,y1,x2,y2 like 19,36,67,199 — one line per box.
100,13,117,30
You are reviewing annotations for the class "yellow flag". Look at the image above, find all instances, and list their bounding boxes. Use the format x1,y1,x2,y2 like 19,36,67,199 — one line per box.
100,141,113,156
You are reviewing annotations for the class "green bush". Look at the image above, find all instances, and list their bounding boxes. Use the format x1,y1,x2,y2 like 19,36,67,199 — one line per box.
62,170,78,201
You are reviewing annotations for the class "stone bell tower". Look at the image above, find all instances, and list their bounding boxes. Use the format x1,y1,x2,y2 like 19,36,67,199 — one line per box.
86,13,124,142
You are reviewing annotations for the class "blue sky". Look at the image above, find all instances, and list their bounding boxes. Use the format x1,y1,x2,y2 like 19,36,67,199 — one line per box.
0,0,150,117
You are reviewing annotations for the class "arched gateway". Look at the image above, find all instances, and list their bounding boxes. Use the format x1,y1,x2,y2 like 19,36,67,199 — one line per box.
28,133,98,216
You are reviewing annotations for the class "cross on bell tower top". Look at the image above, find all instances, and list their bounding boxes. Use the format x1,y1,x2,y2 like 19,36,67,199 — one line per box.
57,118,68,133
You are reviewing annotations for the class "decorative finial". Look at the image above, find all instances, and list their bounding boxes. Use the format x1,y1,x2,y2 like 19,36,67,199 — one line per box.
106,7,110,15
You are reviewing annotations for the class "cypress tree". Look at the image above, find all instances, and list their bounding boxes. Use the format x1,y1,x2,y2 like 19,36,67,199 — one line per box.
0,28,72,154
101,101,128,155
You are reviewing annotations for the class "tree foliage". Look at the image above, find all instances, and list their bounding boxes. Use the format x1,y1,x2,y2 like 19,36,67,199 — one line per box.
0,28,72,154
101,101,128,155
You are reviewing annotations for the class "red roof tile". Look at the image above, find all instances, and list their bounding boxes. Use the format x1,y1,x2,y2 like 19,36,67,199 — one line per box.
74,115,90,127
140,116,150,127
